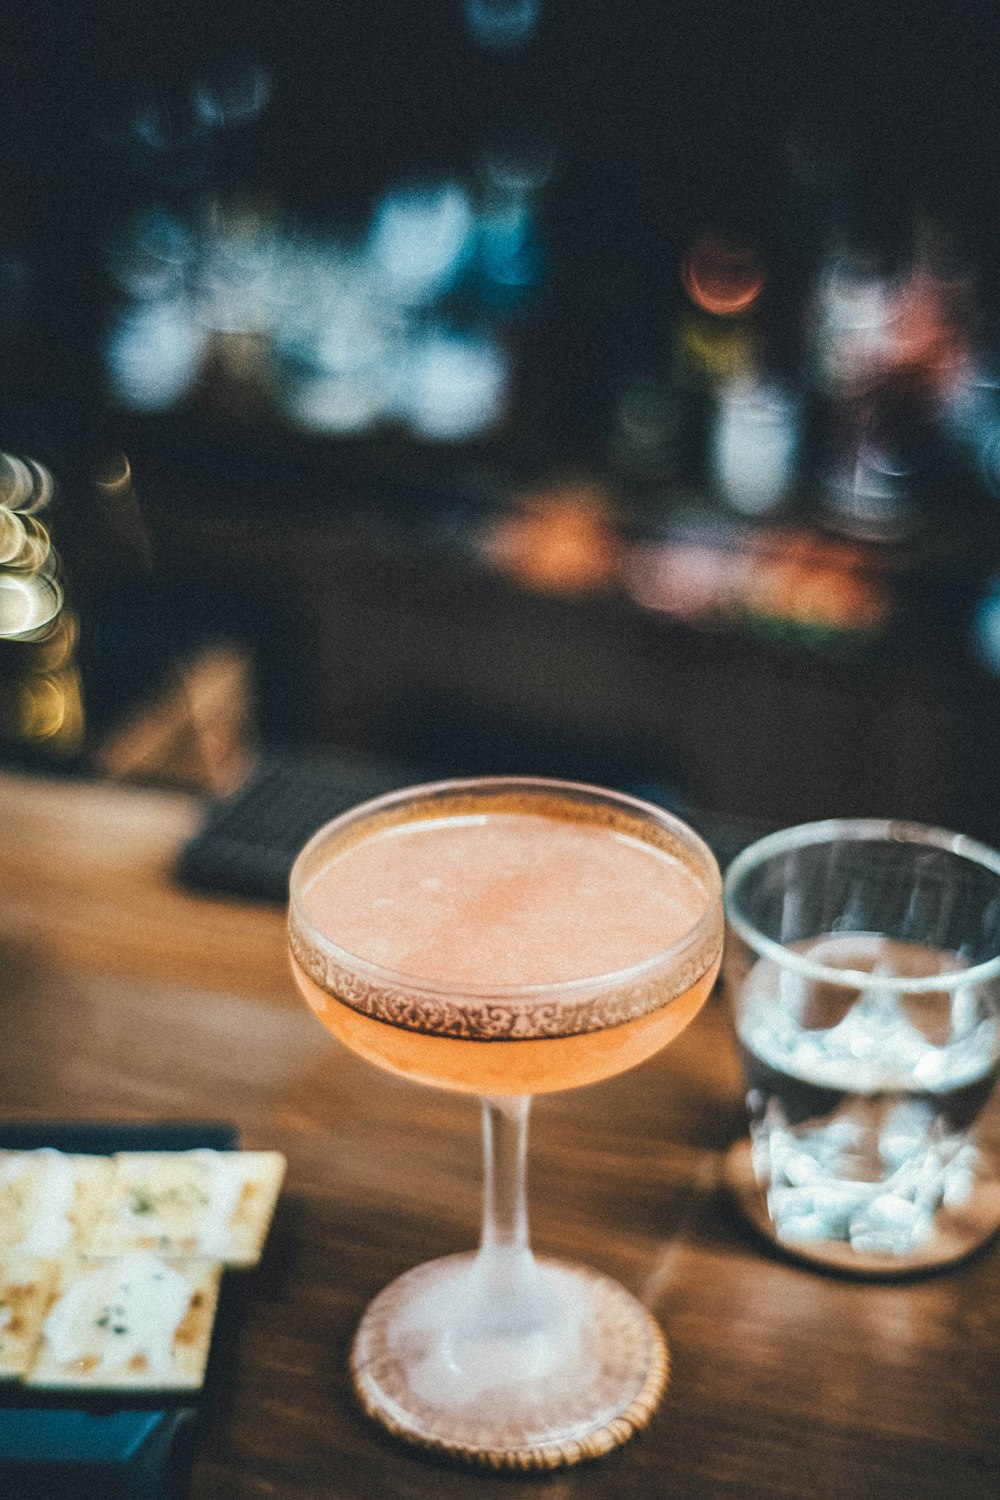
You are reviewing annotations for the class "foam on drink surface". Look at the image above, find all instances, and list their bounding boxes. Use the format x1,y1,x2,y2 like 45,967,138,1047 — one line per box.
300,811,707,988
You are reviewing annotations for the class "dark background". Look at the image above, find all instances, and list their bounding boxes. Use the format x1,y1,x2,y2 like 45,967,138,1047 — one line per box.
6,1,1000,439
3,1,1000,842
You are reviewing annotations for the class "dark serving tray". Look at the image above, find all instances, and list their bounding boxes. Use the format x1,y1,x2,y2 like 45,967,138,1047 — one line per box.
175,750,771,906
0,1119,243,1499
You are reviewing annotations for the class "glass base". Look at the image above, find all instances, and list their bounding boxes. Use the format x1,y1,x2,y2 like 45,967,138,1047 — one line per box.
725,1139,1000,1278
350,1252,668,1469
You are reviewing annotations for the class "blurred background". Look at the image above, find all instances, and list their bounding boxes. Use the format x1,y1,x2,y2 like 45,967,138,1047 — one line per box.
4,0,1000,846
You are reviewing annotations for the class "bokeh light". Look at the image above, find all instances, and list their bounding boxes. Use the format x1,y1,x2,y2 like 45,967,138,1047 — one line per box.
624,528,892,639
397,328,509,442
681,234,766,318
463,0,541,53
0,573,64,640
105,297,208,411
481,484,618,594
366,180,476,308
0,452,64,646
710,376,802,516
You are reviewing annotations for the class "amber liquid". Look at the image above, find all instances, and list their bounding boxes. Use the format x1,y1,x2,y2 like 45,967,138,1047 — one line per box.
291,804,718,1094
291,960,719,1094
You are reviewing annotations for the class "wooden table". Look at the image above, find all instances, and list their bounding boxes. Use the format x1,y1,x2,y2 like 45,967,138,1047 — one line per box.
1,771,997,1499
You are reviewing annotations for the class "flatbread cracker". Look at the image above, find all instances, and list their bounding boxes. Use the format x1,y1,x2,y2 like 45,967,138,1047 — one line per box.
89,1150,285,1268
0,1151,113,1255
0,1256,58,1381
27,1253,221,1391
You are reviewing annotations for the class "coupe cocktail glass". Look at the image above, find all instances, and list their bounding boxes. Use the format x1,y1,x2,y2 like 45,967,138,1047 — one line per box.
288,777,722,1469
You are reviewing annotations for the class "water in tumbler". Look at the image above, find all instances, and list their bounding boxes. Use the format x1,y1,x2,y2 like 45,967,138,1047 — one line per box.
736,933,1000,1255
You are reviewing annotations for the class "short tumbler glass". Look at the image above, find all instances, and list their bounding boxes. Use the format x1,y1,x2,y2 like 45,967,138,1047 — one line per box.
723,818,1000,1274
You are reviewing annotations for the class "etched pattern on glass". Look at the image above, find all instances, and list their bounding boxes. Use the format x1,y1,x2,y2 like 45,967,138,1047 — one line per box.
289,914,722,1040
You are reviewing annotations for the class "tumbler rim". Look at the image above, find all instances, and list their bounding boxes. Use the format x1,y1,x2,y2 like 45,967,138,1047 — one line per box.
723,817,1000,992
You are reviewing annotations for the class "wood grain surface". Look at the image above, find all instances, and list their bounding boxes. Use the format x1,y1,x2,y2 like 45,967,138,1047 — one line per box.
0,771,998,1499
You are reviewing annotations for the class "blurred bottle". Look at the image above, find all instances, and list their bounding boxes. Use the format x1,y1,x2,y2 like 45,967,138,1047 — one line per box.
972,572,1000,676
671,231,769,498
810,252,899,397
675,232,765,391
607,371,697,495
473,125,554,313
937,359,1000,504
818,403,922,543
710,375,802,516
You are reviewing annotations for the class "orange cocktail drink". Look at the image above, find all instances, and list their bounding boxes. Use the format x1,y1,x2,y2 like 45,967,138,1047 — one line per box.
289,782,721,1093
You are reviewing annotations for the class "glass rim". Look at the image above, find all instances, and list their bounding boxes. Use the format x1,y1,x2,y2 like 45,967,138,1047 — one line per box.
723,816,1000,992
288,774,723,1002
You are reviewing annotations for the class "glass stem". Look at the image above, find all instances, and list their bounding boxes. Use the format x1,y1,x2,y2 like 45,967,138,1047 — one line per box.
481,1095,530,1254
471,1095,544,1333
